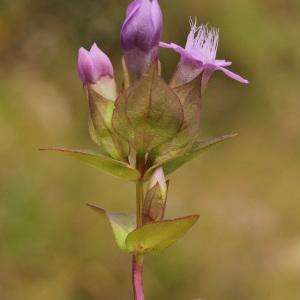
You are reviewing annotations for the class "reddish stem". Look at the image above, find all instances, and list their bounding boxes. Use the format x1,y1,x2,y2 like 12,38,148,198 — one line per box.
132,254,144,300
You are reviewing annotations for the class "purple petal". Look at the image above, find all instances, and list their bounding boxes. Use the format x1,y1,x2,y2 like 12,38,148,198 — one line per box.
151,0,163,40
200,63,248,86
121,0,163,78
159,42,174,49
215,59,232,67
159,42,200,62
78,47,97,84
89,43,113,78
219,67,249,84
121,0,154,51
126,0,141,17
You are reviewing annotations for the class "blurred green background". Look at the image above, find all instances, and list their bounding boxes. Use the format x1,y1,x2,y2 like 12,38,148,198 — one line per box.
1,0,300,299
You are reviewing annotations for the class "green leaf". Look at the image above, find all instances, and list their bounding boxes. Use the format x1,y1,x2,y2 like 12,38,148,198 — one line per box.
40,147,140,181
87,204,136,251
126,215,199,254
112,63,184,154
145,133,238,178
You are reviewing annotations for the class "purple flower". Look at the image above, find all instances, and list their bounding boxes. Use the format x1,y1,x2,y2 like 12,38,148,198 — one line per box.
121,0,163,79
160,20,248,89
78,43,114,85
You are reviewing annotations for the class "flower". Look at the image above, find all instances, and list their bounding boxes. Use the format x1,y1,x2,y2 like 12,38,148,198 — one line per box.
77,43,114,85
121,0,163,79
160,19,248,89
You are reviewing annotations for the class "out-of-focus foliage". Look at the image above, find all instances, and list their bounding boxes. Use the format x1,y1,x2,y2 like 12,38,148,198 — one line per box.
0,0,300,299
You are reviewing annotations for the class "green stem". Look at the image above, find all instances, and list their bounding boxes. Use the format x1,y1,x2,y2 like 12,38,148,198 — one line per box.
133,180,145,300
136,180,144,228
135,152,145,228
133,152,146,300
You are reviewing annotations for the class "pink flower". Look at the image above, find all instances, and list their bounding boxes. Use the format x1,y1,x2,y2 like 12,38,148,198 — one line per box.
160,19,248,89
77,43,113,85
121,0,163,79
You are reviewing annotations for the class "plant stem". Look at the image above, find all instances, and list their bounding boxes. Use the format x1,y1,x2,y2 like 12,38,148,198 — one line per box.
133,154,145,300
136,180,144,228
132,254,144,300
133,180,145,300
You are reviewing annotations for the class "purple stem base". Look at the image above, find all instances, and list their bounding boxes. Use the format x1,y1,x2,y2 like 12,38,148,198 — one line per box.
132,255,144,300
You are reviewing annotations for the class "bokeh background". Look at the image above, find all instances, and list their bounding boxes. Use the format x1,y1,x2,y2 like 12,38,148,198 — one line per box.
1,0,300,299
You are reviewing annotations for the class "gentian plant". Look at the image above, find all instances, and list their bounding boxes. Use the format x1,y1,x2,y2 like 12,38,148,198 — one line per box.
42,1,248,299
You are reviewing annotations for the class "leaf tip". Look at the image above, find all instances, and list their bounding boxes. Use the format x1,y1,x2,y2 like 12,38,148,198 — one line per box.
86,203,106,215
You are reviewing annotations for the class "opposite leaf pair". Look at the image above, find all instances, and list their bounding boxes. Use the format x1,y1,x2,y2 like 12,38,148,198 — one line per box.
40,133,236,181
87,204,199,254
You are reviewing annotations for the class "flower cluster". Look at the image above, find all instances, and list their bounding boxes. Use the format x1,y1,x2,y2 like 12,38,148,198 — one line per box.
47,0,248,250
45,1,248,299
75,0,247,185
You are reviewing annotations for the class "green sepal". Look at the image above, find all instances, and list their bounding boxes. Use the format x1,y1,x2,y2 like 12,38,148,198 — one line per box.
145,133,237,178
125,215,199,254
40,147,140,181
87,85,129,160
112,62,184,155
121,56,130,90
87,204,136,251
148,75,202,163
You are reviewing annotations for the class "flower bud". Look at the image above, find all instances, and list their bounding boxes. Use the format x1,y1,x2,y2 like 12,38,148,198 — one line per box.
121,0,163,79
77,43,114,85
78,44,124,159
143,167,168,224
149,167,167,200
78,43,117,101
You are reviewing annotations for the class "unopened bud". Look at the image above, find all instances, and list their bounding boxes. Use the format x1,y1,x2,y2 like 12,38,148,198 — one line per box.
78,43,114,85
121,0,163,79
149,167,167,200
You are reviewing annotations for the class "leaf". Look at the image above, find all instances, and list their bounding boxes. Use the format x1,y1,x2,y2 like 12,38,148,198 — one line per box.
40,147,140,181
87,85,129,160
87,204,136,251
112,63,184,155
126,215,199,254
145,133,238,178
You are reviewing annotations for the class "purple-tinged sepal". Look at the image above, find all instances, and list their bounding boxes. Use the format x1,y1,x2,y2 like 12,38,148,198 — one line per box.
121,0,163,80
149,167,167,200
160,19,248,91
143,167,168,224
112,62,184,156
